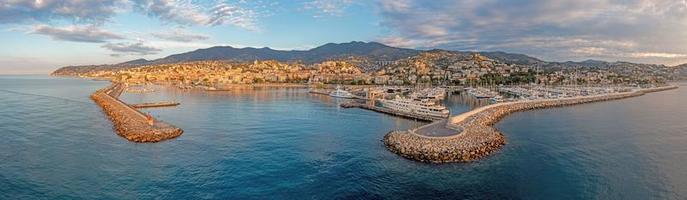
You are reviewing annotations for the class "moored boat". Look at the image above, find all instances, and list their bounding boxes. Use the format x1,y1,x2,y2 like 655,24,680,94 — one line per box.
379,96,450,119
329,86,354,98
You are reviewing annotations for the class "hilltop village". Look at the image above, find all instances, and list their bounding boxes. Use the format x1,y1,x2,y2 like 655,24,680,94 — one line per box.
53,51,685,87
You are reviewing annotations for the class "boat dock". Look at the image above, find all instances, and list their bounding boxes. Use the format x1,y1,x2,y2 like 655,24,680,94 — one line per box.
131,102,180,108
91,83,183,142
339,101,443,121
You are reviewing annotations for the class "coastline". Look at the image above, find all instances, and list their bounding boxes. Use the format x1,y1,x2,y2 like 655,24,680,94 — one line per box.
383,85,679,163
91,83,183,142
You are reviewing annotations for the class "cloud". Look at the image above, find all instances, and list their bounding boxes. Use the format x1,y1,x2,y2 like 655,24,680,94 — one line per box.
0,0,125,24
132,0,258,30
629,52,687,58
31,25,124,43
207,3,258,30
379,0,410,12
102,42,161,56
376,0,687,64
146,40,213,49
132,0,210,25
1,0,261,30
303,0,355,17
151,29,208,42
379,36,424,48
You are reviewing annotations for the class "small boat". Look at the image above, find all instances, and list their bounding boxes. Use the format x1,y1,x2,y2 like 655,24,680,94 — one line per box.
329,86,354,98
489,95,505,103
468,87,498,99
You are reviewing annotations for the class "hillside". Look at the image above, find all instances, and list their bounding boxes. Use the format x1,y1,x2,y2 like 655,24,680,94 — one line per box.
51,41,686,79
479,51,543,65
52,41,421,75
152,41,419,64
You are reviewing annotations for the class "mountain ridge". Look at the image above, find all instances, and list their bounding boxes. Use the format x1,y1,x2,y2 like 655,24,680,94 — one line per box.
51,41,683,76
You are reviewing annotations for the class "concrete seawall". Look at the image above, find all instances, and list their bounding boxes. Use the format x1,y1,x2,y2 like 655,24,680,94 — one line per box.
383,85,678,163
91,83,183,142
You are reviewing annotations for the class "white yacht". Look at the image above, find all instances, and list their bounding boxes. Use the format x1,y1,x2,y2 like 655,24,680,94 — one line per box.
329,86,354,98
379,96,450,118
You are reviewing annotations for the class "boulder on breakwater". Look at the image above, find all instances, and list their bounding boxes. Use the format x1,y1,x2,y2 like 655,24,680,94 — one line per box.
383,85,678,163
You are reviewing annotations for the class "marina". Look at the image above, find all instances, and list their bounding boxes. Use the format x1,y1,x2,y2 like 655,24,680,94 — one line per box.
384,85,679,163
6,0,687,197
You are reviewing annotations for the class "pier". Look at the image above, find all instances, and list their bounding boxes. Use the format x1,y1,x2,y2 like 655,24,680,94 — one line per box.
383,85,678,163
131,102,180,108
339,101,442,121
91,83,183,142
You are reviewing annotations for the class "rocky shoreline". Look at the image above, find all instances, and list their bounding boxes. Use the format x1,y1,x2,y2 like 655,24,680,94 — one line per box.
91,84,183,143
383,85,678,163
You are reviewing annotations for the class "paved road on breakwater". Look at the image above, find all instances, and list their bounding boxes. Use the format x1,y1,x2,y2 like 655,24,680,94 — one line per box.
414,119,462,137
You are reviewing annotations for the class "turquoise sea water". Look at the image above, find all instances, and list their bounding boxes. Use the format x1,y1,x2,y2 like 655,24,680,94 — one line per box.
1,75,685,199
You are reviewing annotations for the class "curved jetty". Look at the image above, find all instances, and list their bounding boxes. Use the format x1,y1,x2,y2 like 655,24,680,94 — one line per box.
383,86,678,163
91,83,183,142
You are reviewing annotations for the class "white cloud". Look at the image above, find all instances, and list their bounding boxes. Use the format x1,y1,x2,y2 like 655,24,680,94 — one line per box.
303,0,355,17
31,24,124,43
2,0,261,31
379,0,410,12
207,2,258,30
571,47,609,56
102,41,161,55
146,40,213,49
132,0,258,30
629,52,687,58
151,29,208,42
378,36,425,48
376,0,687,64
0,0,126,24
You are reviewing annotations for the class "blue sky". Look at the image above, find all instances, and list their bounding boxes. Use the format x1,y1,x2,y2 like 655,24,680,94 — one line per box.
2,0,687,74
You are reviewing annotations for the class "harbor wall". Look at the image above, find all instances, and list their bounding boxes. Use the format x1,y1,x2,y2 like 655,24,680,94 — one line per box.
383,85,678,163
91,83,183,142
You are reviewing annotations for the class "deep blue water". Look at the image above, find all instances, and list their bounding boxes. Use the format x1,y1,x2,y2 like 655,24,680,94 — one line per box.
1,75,686,199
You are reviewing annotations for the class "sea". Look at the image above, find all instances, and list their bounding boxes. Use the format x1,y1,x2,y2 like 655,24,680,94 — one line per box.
0,75,685,199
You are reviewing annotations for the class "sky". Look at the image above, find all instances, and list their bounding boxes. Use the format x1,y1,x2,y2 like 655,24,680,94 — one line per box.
2,0,687,74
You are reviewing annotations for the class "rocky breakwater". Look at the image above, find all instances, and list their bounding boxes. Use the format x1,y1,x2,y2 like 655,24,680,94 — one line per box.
91,83,183,142
383,85,678,163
